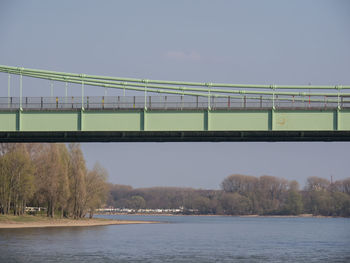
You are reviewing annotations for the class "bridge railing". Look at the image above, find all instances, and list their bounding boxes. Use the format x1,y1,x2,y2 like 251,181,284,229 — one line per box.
0,95,349,110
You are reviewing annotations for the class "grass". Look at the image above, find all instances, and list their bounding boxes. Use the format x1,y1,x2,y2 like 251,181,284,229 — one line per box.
0,214,49,222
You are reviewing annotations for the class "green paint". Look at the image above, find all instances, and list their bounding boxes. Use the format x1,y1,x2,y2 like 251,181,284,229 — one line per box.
205,110,209,131
79,110,83,131
83,111,141,131
0,109,349,133
0,112,17,131
142,110,146,131
338,110,350,130
209,110,270,131
269,110,274,131
21,111,79,131
1,65,349,141
146,110,204,131
17,110,21,131
274,110,335,131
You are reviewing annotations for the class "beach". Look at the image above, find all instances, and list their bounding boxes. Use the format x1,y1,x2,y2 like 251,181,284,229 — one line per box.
0,215,158,229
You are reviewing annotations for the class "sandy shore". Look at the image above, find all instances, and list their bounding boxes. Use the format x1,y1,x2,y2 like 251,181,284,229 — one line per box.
0,218,159,229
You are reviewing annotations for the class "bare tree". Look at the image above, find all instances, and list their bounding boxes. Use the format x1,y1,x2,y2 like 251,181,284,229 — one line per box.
85,162,108,218
68,143,87,219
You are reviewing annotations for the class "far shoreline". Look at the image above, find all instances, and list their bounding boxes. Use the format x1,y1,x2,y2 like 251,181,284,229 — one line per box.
96,212,347,218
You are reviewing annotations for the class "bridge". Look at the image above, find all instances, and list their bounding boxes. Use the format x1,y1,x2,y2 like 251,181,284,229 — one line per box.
0,65,349,142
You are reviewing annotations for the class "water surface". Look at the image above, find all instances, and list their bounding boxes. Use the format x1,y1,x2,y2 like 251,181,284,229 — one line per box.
0,215,349,262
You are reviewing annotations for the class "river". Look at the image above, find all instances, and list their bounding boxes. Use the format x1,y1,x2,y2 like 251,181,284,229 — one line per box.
0,215,349,262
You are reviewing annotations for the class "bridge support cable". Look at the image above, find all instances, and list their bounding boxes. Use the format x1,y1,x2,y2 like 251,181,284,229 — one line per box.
0,65,350,110
1,67,348,102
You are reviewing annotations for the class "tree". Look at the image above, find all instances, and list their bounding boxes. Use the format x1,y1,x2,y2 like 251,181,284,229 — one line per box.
220,192,252,215
0,145,35,215
68,143,87,219
193,196,213,214
34,144,70,218
221,174,258,195
85,163,108,218
306,176,330,191
283,190,303,215
331,192,350,216
128,196,146,210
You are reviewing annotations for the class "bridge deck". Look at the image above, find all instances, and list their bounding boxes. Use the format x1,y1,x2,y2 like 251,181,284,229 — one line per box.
0,96,349,142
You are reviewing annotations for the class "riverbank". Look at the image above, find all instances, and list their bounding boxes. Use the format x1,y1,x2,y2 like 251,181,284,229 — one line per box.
97,212,342,218
0,215,158,229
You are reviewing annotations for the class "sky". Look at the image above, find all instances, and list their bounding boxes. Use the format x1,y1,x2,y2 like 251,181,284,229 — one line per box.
0,0,349,189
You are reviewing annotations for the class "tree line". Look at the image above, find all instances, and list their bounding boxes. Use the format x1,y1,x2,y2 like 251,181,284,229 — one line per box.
1,143,349,218
0,143,108,218
107,174,350,217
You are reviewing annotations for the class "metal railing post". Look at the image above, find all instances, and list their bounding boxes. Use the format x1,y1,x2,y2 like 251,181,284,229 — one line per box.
81,74,85,110
65,81,68,106
7,74,10,108
341,96,344,108
20,73,23,110
207,83,212,110
50,80,54,99
337,85,342,110
271,85,275,110
143,79,148,110
181,93,183,110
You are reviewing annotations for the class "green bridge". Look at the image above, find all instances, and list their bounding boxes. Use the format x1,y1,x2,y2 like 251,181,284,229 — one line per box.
0,65,349,142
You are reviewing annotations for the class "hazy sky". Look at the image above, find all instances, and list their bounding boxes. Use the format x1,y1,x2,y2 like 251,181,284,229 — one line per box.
0,0,349,189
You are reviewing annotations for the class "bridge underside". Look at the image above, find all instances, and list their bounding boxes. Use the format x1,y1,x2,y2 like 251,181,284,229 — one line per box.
1,130,350,142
